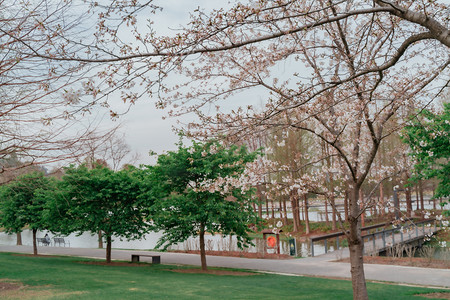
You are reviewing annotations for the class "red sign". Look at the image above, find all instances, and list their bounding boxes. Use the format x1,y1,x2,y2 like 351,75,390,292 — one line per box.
267,236,276,248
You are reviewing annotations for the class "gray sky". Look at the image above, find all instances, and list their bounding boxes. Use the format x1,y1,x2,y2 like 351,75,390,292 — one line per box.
108,1,225,165
110,0,279,166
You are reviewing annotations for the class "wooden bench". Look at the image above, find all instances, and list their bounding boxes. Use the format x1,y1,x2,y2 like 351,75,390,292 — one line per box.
36,238,50,246
131,254,161,264
53,237,70,247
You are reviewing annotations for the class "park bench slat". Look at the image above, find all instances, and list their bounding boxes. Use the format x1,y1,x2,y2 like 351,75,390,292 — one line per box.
53,237,70,247
36,238,50,246
131,254,160,264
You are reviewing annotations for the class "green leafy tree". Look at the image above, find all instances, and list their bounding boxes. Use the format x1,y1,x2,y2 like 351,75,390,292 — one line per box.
0,172,56,255
403,103,450,215
55,164,152,263
150,140,262,270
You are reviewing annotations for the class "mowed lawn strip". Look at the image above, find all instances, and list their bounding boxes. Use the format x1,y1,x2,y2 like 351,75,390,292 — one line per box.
0,252,447,299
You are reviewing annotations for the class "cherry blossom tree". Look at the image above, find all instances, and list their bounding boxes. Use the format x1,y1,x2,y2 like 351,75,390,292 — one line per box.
129,3,446,297
21,1,449,298
264,127,318,233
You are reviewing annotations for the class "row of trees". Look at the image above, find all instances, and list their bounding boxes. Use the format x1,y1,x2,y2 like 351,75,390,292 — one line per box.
0,141,261,269
255,108,446,233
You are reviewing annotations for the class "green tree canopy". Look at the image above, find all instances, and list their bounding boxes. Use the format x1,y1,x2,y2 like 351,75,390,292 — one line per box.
403,103,450,214
150,140,262,270
0,172,56,255
55,164,153,262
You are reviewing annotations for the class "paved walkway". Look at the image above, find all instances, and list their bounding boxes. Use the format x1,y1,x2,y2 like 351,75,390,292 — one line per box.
1,244,449,288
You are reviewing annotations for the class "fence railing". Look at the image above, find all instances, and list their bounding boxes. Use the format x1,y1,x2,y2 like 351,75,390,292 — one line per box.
310,218,438,257
361,218,437,254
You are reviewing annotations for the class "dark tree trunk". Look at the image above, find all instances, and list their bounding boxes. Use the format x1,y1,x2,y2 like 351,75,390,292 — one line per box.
199,224,207,271
98,231,103,248
419,180,424,210
32,229,38,255
291,191,301,232
349,232,367,300
324,200,329,224
405,187,412,218
106,235,112,263
279,200,284,221
303,194,310,235
348,186,368,300
265,196,269,217
16,232,22,246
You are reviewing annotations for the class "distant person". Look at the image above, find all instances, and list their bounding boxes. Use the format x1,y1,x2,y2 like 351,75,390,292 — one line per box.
44,234,51,246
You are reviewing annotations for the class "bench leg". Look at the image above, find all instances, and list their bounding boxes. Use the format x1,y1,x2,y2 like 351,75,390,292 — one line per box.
152,256,161,264
131,255,139,263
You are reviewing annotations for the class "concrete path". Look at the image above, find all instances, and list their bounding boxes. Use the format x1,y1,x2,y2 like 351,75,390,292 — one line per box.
1,244,449,288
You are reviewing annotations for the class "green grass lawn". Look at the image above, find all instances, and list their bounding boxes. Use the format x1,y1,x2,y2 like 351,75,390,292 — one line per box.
0,252,447,299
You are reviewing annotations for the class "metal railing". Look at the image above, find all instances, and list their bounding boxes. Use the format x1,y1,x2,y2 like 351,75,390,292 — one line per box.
310,218,439,257
361,218,437,254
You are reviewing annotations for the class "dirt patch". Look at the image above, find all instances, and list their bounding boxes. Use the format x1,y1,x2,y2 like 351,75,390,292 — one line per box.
0,281,22,292
170,269,260,276
2,289,85,299
0,280,53,299
0,279,86,299
337,256,450,269
169,250,292,259
418,292,450,299
77,261,150,267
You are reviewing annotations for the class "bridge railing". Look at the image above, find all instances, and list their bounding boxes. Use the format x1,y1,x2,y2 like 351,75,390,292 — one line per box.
362,218,437,254
310,222,391,256
310,218,439,257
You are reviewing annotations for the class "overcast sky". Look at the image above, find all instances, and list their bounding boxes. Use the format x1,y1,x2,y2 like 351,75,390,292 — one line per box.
100,1,247,166
104,1,222,165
